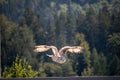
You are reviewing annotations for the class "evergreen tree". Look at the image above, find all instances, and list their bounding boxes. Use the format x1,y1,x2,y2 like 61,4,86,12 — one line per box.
81,67,94,76
98,4,111,52
75,33,92,76
80,6,99,50
108,54,120,75
99,53,108,75
65,11,76,45
37,62,47,77
43,63,62,77
16,25,35,58
55,12,67,48
1,14,37,72
30,14,46,45
60,57,77,76
1,14,19,72
91,48,100,75
110,0,120,33
23,8,35,26
2,56,38,78
107,33,120,57
91,48,108,75
47,18,56,45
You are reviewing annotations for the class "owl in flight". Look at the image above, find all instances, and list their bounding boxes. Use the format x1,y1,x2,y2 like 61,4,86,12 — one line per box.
34,45,83,64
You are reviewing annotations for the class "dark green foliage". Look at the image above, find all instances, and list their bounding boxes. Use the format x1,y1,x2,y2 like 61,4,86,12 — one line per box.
108,54,120,75
43,63,62,77
75,33,92,76
107,33,120,57
1,0,120,77
91,48,108,75
1,14,19,70
55,13,67,48
1,14,37,74
60,57,77,76
66,12,76,45
23,8,35,26
81,67,94,76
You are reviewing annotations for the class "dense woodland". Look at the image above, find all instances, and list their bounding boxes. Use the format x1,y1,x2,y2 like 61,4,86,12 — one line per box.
0,0,120,77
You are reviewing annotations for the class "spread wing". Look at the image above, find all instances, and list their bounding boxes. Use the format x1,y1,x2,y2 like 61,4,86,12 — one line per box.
34,45,51,52
59,46,83,55
34,45,60,57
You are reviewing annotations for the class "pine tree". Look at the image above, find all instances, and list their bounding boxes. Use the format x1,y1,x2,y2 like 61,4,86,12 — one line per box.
91,48,100,75
65,11,76,45
91,48,108,75
81,6,99,50
81,67,94,76
60,57,77,77
55,12,67,48
107,33,120,57
108,54,120,75
110,0,120,33
99,53,108,75
2,56,38,78
75,33,93,76
1,14,19,72
1,14,38,73
47,18,56,45
23,8,35,26
98,3,111,52
43,63,62,77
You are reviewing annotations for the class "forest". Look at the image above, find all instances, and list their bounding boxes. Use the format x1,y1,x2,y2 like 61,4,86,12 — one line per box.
0,0,120,77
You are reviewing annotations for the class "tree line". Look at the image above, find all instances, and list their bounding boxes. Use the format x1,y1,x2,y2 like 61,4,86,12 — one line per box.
0,0,120,77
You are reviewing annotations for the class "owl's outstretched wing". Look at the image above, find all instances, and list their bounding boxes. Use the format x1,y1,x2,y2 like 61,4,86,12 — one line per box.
59,46,83,55
34,45,60,57
34,45,51,52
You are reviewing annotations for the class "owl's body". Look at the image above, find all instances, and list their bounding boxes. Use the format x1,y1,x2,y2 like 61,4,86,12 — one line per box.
51,56,66,64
